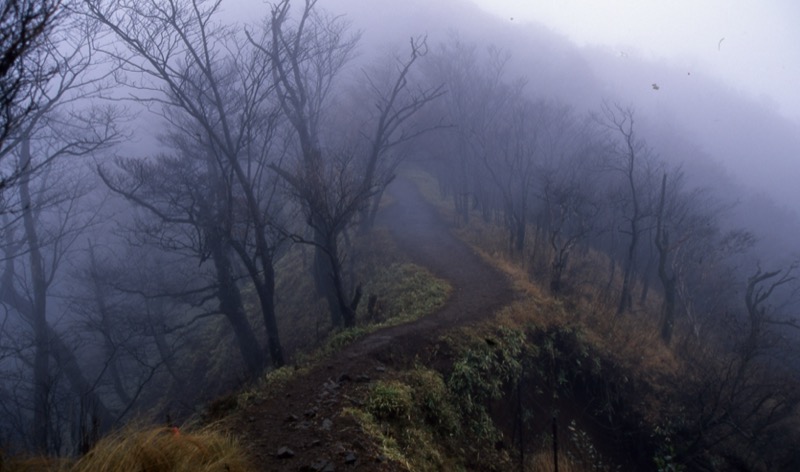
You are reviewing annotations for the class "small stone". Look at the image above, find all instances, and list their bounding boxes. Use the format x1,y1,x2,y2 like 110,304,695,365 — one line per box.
321,418,333,431
355,374,371,383
285,414,299,423
309,439,322,447
375,365,386,372
297,420,312,430
308,459,336,472
338,373,352,382
344,451,357,464
304,408,317,418
276,446,295,459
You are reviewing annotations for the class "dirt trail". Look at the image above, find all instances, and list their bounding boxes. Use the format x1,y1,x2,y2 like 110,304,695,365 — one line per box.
230,175,514,471
343,176,514,359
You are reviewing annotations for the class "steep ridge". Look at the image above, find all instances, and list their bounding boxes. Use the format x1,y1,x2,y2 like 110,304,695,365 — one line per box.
227,175,515,470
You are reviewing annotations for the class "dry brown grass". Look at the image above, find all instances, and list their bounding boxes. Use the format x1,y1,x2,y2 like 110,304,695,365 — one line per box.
404,165,683,417
2,425,250,472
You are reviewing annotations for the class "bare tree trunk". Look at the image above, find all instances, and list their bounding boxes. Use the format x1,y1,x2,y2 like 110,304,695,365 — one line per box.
257,263,283,366
616,232,637,316
209,235,265,376
87,243,132,406
312,225,343,327
655,174,677,344
638,246,654,306
231,249,284,366
225,149,285,367
47,326,112,433
19,138,51,451
150,321,181,383
361,182,389,233
314,230,360,328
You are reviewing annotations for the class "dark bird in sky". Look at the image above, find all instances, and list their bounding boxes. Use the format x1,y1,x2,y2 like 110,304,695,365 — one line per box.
718,37,725,50
652,83,660,90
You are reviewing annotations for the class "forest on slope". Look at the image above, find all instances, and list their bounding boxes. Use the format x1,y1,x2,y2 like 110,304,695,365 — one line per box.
1,0,799,470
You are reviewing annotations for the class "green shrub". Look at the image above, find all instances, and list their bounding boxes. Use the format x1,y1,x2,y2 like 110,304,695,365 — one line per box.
404,368,461,435
447,326,528,440
367,380,414,420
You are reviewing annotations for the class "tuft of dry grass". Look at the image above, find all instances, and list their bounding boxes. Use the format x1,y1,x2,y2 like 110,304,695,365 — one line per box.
2,425,250,472
71,425,250,472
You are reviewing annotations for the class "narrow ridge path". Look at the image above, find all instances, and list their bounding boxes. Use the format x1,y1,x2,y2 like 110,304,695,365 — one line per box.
231,175,515,471
342,175,514,358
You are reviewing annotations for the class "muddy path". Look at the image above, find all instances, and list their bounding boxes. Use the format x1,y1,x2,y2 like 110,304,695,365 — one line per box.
230,175,515,471
342,175,514,359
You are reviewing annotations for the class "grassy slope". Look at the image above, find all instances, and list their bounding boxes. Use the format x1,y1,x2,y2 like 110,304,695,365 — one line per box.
1,188,452,471
10,167,785,471
322,167,684,471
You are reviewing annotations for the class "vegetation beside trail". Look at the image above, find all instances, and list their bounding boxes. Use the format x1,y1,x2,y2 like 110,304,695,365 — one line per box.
199,166,798,472
1,425,249,472
1,220,450,471
8,165,799,471
5,0,798,468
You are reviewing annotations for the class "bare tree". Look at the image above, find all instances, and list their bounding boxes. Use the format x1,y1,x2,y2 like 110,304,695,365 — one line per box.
653,170,705,343
0,139,115,452
477,90,536,254
0,4,116,202
87,0,289,367
0,4,120,452
98,150,270,376
536,137,603,296
0,0,61,153
423,40,512,225
677,262,800,469
355,38,446,231
595,103,658,316
259,0,442,327
64,241,192,431
742,263,799,358
257,0,360,328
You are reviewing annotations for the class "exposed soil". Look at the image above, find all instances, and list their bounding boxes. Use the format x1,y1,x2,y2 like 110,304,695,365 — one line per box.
225,175,515,471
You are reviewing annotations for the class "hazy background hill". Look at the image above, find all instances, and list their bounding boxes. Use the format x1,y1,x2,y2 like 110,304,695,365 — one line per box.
318,0,800,260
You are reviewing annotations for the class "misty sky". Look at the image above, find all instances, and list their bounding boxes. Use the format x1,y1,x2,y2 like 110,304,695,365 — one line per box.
206,0,800,211
470,0,800,122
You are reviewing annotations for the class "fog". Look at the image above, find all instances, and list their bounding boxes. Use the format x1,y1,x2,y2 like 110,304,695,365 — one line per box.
336,0,800,205
2,0,799,463
320,0,800,255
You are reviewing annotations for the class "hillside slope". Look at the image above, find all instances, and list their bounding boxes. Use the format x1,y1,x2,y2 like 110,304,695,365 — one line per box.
225,174,516,470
